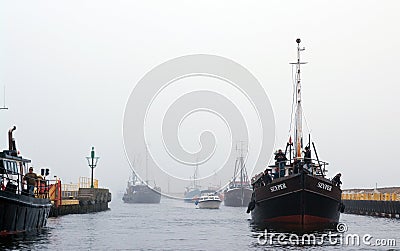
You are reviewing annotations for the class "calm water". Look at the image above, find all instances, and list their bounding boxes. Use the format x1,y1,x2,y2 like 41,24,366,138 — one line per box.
1,198,399,250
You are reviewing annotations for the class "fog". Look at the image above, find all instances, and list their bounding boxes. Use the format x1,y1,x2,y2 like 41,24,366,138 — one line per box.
1,1,399,196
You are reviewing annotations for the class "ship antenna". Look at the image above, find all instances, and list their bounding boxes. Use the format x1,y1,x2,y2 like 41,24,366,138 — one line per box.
290,38,307,159
1,85,8,110
145,145,149,185
194,156,198,189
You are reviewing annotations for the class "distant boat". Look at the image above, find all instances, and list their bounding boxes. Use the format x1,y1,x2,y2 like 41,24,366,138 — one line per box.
0,126,52,234
224,146,252,207
196,192,222,209
183,163,201,202
248,39,343,231
183,187,201,203
122,171,161,204
122,149,161,204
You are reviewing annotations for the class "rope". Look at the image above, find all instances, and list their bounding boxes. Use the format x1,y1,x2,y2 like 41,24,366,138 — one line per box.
288,64,296,137
303,112,311,135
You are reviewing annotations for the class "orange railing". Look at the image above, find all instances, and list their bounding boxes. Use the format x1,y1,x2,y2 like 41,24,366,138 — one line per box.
48,179,62,207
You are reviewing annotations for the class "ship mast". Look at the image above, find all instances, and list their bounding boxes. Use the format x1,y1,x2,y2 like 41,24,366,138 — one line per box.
145,145,149,185
1,85,8,110
194,160,198,189
291,38,307,159
239,141,248,185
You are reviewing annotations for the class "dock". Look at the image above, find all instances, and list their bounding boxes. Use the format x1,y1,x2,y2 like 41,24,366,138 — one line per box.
49,177,112,217
342,187,400,218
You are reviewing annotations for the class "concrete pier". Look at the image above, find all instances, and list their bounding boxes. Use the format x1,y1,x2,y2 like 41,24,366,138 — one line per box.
49,188,111,217
343,200,400,218
342,187,400,218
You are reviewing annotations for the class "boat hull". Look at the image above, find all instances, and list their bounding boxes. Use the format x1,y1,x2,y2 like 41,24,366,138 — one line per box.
0,191,51,234
224,187,252,207
251,172,341,231
122,185,161,204
198,200,221,209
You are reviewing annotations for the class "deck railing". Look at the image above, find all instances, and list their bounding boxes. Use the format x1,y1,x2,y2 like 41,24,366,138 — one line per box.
267,158,329,178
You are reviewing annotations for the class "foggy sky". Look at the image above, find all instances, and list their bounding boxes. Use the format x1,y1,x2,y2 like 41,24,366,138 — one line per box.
1,1,399,195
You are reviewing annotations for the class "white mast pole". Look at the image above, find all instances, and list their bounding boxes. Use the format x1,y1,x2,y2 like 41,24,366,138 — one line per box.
1,85,8,110
292,38,306,159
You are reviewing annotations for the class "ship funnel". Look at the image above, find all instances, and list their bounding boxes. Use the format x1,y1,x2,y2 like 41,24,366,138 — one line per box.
8,126,16,151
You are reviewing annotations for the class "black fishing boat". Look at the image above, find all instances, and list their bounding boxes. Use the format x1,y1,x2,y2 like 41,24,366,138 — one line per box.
123,148,161,204
224,144,252,207
122,171,161,204
248,39,344,231
0,126,52,234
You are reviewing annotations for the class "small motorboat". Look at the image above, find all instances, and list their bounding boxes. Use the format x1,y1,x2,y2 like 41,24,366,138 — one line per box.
195,193,222,209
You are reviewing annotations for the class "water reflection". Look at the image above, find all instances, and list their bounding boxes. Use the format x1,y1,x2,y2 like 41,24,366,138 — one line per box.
250,221,338,234
0,227,52,250
249,222,344,249
1,202,399,250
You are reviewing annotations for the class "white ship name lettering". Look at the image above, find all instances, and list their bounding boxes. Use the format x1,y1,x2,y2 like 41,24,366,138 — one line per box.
317,182,332,191
270,183,287,192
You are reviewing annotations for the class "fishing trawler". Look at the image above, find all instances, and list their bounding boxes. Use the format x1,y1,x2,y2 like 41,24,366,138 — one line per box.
183,187,201,203
224,145,252,207
0,126,52,234
248,39,344,231
122,149,161,204
183,164,201,202
122,171,161,204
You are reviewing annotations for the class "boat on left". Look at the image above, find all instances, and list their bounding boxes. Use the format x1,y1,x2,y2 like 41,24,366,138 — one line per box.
0,126,52,234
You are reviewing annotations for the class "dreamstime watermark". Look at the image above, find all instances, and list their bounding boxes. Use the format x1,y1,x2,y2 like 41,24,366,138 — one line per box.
123,54,275,198
257,223,397,247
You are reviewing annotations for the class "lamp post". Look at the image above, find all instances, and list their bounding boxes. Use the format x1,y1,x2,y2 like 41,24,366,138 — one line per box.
86,147,99,188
